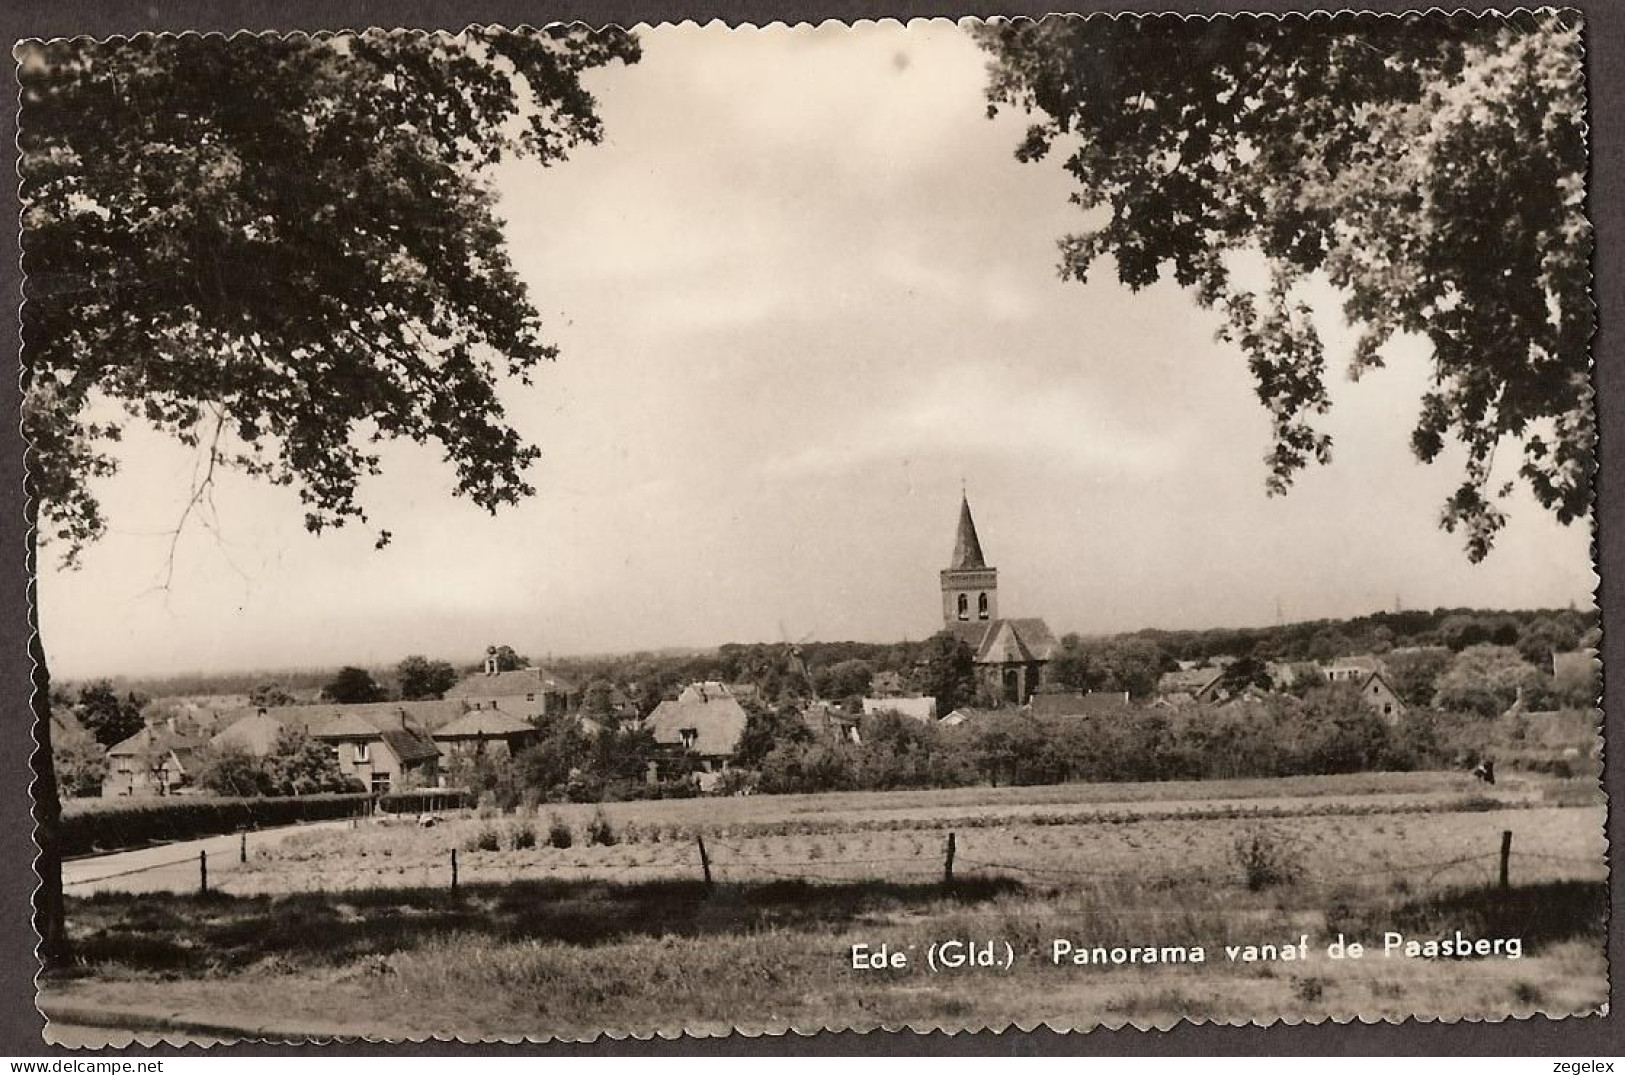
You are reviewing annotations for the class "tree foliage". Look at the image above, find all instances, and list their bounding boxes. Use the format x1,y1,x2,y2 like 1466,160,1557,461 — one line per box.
322,665,386,705
395,655,460,700
75,681,147,747
20,28,641,564
979,12,1591,560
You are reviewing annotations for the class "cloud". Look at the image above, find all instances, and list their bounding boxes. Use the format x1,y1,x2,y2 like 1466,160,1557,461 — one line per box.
759,362,1185,480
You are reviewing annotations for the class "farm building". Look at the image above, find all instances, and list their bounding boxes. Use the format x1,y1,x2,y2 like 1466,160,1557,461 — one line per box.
103,721,209,797
310,710,441,794
432,707,537,758
1028,690,1133,718
445,662,578,721
802,701,861,744
1354,669,1407,724
939,707,1001,727
645,684,749,772
1322,655,1382,684
937,494,1060,705
861,695,938,723
1552,648,1600,700
1155,667,1224,704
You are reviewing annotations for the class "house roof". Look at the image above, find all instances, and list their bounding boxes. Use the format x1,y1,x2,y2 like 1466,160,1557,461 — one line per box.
310,711,389,739
1157,668,1224,695
861,696,938,721
225,700,468,735
432,709,535,740
645,693,749,757
380,728,442,765
948,495,989,571
210,712,289,755
1324,655,1382,674
678,681,741,704
445,668,577,700
939,707,1003,727
1029,691,1133,718
106,723,207,759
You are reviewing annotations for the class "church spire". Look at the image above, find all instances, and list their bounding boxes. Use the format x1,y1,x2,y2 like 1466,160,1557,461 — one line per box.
950,494,987,570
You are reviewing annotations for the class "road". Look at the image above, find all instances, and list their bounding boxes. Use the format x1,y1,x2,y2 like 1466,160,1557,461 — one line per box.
62,818,361,895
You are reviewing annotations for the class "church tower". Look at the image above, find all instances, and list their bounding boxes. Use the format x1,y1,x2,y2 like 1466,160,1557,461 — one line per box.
941,494,998,627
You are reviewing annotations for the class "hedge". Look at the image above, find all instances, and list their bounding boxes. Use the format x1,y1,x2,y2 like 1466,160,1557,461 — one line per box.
61,792,373,856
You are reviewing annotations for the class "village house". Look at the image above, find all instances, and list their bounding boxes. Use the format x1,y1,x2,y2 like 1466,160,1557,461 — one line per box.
1155,667,1224,705
938,494,1059,705
309,709,442,794
861,695,938,723
802,701,862,744
431,708,537,758
103,720,209,797
444,652,579,721
644,682,749,773
211,699,467,753
1353,669,1407,724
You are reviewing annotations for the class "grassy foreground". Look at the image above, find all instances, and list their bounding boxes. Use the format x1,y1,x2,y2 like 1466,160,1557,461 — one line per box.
43,773,1608,1040
47,872,1606,1039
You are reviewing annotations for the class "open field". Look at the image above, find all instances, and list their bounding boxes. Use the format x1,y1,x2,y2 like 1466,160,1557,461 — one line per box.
42,772,1608,1040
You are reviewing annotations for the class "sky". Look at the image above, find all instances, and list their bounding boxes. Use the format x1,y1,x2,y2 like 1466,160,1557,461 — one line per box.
36,21,1597,679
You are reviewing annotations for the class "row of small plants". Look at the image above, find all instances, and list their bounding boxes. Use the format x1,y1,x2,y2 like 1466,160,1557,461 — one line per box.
460,809,621,853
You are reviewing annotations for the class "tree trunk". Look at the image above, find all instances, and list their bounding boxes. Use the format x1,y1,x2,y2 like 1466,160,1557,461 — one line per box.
27,492,69,970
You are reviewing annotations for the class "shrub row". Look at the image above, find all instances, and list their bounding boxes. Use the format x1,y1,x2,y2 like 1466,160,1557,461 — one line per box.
61,792,373,856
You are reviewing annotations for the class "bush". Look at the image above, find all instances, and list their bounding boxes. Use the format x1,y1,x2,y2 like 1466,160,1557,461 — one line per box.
470,823,501,852
1232,827,1303,891
547,814,573,849
60,793,372,856
509,819,536,850
586,807,617,847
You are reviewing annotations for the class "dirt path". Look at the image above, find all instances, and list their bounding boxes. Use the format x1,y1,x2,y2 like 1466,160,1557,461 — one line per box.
63,818,363,895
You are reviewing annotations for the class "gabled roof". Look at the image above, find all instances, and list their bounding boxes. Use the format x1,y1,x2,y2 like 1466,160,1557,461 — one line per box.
380,728,442,765
432,709,535,740
1157,667,1224,695
948,495,989,571
217,699,467,735
107,723,207,759
939,707,1003,727
645,693,749,757
939,618,1060,666
310,710,388,739
210,711,289,755
445,668,577,700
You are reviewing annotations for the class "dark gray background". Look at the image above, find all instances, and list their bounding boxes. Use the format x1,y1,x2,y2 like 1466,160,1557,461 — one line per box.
1,0,1618,1056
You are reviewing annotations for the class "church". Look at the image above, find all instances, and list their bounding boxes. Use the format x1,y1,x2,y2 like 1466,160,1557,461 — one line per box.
938,494,1059,705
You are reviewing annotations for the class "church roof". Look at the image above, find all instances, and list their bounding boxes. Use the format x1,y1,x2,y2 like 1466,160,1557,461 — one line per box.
949,495,989,571
938,618,1059,665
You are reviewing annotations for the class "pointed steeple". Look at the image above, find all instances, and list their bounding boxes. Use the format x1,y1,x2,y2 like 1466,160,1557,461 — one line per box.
950,494,987,570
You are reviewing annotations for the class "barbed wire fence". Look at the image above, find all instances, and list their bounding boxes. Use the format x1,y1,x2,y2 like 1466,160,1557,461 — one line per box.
64,823,1604,900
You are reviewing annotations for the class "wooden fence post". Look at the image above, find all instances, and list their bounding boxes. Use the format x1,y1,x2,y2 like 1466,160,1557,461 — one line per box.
199,850,208,895
697,835,713,890
451,848,459,894
1499,830,1512,891
240,831,248,864
944,832,956,888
